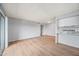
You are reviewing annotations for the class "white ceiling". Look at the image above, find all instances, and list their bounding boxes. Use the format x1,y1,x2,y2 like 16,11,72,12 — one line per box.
2,3,79,24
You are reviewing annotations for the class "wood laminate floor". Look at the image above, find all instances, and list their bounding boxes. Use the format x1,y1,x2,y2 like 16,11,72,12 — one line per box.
3,36,79,56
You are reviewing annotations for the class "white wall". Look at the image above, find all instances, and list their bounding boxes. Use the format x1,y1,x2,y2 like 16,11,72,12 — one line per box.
8,18,40,42
43,21,56,36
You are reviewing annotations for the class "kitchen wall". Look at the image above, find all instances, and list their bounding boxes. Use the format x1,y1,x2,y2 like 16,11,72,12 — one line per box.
8,18,40,42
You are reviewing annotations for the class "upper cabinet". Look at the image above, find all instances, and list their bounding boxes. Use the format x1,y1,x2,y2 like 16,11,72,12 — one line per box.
59,16,79,27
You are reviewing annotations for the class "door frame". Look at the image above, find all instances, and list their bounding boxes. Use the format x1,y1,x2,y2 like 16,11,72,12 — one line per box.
0,9,8,49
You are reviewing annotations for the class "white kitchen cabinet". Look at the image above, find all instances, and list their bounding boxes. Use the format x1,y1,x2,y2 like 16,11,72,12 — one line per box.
58,15,79,48
59,16,79,27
